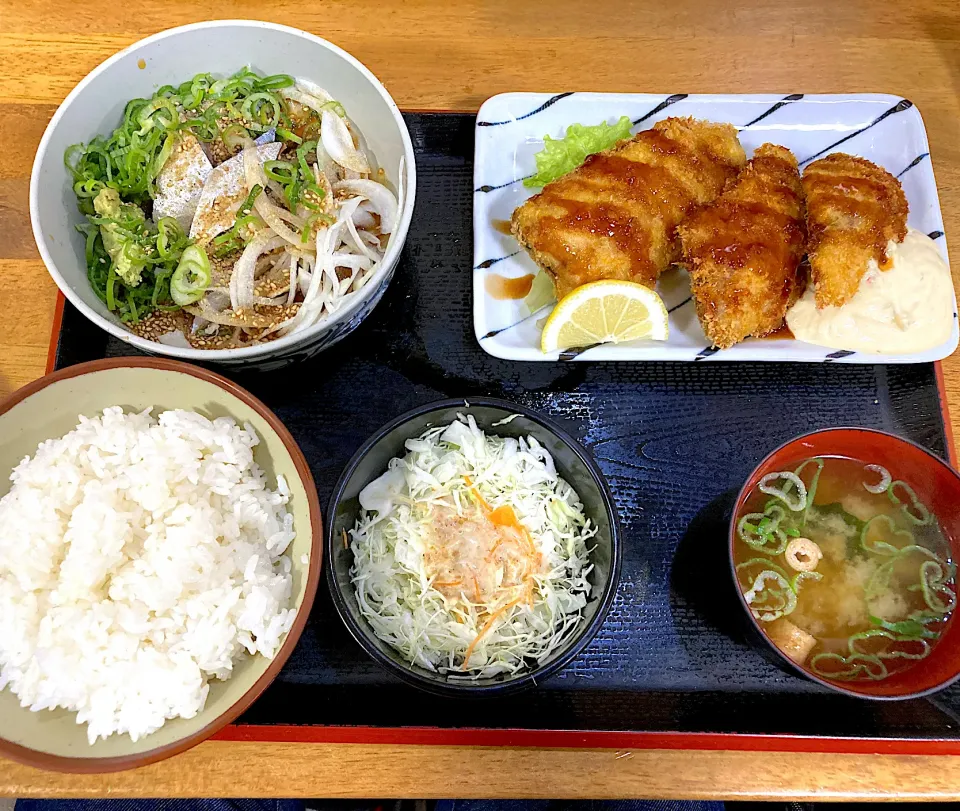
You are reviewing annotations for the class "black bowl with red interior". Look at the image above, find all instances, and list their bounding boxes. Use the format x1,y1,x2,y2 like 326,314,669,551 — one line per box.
729,428,960,701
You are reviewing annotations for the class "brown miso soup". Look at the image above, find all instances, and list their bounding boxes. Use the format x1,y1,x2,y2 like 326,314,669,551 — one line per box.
733,456,956,682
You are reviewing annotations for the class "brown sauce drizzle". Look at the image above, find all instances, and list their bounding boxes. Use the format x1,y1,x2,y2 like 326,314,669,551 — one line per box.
492,219,513,236
485,273,535,300
758,323,795,340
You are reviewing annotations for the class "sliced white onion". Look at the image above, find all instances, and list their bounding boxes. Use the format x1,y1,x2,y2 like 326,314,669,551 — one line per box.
359,230,382,248
332,253,374,272
352,201,376,229
230,233,287,311
315,141,338,185
863,464,892,494
294,79,334,103
310,164,335,215
280,87,332,118
286,255,298,306
334,179,398,233
348,122,378,177
157,330,192,349
204,289,231,312
185,301,261,328
241,145,304,246
321,109,370,174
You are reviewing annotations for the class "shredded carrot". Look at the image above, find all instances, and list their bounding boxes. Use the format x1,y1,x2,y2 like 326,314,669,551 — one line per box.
463,475,493,513
341,528,349,549
488,504,519,528
433,579,463,588
471,572,482,600
462,597,522,670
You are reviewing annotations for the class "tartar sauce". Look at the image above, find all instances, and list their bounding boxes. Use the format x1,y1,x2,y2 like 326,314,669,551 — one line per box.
786,229,955,354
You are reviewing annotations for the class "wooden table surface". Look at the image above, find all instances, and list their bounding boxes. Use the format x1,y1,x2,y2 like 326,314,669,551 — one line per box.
4,0,960,799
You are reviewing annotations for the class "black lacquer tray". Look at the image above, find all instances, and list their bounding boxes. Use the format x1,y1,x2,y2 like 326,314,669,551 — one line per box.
50,113,960,752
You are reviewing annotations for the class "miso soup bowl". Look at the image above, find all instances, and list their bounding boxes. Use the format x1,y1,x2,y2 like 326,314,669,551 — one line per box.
30,20,416,372
730,427,960,701
326,397,622,695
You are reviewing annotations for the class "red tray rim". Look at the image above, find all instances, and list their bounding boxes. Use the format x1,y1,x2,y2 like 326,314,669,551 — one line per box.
44,292,960,755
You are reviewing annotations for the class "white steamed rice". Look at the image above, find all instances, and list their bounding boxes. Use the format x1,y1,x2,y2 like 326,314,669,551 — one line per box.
0,406,297,743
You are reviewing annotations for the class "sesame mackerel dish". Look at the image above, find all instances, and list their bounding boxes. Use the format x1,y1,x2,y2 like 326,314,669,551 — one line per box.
65,68,401,350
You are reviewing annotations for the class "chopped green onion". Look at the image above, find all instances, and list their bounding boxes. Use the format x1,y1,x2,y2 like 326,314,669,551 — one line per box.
793,457,824,527
791,570,822,592
136,98,179,136
737,510,788,555
242,92,281,128
810,652,888,681
914,560,957,614
742,569,797,622
276,127,302,144
860,514,913,557
868,614,939,640
170,245,212,305
758,471,807,512
264,159,296,184
888,481,933,526
256,74,295,91
155,217,186,260
221,123,250,152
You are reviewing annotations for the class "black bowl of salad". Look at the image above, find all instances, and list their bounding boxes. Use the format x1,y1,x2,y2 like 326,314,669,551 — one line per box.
326,397,622,695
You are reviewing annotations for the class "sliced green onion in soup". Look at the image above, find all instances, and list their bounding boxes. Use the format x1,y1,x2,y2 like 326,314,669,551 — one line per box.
848,629,933,661
810,651,888,681
911,560,958,614
742,569,797,621
859,514,914,557
863,464,892,494
887,481,933,526
758,471,807,513
737,511,788,555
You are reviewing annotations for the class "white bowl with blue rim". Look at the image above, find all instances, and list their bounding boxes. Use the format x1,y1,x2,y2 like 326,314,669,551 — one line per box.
30,20,416,371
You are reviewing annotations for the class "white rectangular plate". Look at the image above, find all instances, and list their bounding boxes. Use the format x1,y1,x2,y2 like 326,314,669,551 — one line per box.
472,92,958,363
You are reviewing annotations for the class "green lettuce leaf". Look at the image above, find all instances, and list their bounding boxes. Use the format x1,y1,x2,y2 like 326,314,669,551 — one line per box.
524,116,632,188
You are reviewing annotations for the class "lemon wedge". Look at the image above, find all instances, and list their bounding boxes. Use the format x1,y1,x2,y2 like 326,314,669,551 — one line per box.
540,280,669,353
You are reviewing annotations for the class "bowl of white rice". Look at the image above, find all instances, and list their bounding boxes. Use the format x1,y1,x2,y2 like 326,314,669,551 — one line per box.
0,358,321,772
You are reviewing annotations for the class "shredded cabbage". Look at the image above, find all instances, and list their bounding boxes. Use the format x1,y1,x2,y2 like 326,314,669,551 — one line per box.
350,414,596,679
523,116,632,188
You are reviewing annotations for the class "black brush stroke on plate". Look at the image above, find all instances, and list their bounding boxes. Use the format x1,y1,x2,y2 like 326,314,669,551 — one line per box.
898,152,930,178
799,99,914,166
694,346,720,360
825,349,856,362
477,92,575,127
741,93,804,128
476,93,688,193
475,251,519,270
52,112,960,740
475,175,533,193
668,296,692,314
632,93,688,126
929,230,945,241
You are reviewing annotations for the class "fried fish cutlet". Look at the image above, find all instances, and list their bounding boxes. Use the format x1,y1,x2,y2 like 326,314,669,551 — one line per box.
511,117,746,300
677,144,806,349
802,153,908,309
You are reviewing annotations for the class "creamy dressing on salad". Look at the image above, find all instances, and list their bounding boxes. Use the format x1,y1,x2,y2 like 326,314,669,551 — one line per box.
787,229,955,355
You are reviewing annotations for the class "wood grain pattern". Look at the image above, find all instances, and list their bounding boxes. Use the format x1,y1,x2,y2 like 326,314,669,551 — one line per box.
7,741,960,800
3,0,960,798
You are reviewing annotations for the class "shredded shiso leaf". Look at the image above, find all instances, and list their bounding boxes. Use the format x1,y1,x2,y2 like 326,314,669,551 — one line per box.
349,414,596,679
523,116,632,188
